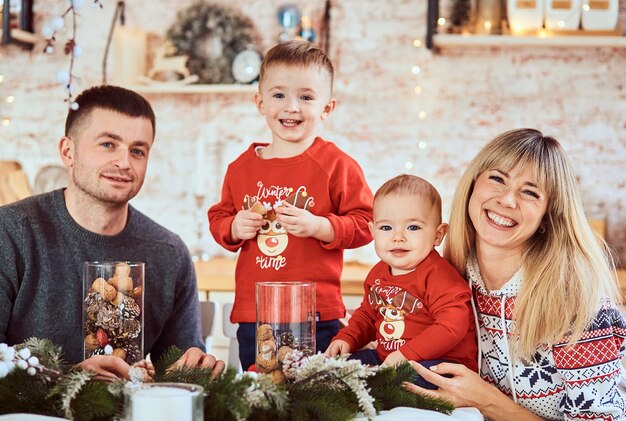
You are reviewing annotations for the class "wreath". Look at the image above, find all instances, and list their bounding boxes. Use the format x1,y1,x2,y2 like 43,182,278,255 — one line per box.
0,339,454,420
166,2,258,84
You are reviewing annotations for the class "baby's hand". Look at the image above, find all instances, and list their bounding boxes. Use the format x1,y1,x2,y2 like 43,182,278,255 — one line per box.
382,350,407,367
324,339,351,357
231,209,263,241
275,202,324,238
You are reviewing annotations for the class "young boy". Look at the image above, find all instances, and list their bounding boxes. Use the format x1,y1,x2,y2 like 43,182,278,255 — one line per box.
208,40,374,371
325,174,477,388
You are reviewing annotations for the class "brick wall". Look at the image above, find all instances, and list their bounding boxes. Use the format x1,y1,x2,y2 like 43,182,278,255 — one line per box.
1,0,625,264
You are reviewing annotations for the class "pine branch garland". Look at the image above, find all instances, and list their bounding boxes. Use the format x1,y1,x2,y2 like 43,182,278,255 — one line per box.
0,340,457,420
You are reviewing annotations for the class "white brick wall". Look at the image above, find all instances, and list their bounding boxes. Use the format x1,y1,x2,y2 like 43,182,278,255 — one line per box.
1,0,625,264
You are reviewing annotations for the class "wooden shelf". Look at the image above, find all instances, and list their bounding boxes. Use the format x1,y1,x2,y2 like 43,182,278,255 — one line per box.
433,33,626,48
126,83,258,94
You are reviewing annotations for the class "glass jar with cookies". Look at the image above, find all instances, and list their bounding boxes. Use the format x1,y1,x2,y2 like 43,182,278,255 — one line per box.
83,261,144,364
255,281,316,382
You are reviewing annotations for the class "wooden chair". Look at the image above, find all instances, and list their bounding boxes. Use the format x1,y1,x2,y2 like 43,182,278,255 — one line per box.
222,302,242,372
200,301,216,354
0,161,32,206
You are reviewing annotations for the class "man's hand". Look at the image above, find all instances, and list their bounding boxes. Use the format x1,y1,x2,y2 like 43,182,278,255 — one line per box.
231,209,263,241
78,355,130,381
169,347,225,378
324,339,351,357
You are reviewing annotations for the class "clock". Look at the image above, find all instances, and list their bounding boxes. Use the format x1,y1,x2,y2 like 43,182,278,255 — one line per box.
231,47,262,84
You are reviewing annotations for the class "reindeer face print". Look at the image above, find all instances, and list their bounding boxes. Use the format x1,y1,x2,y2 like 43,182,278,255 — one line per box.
369,282,423,344
257,211,289,257
379,304,406,340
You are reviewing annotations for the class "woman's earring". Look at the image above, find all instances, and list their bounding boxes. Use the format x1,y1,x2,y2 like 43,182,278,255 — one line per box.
539,223,546,234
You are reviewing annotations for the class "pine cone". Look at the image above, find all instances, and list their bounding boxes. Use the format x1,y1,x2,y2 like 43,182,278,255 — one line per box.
119,296,140,320
123,343,142,365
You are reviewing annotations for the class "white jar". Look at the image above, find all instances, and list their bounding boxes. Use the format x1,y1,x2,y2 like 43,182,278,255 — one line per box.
545,0,581,30
581,0,618,30
508,0,546,33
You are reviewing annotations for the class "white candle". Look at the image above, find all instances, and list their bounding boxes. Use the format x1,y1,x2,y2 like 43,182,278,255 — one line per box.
131,386,192,421
113,27,147,86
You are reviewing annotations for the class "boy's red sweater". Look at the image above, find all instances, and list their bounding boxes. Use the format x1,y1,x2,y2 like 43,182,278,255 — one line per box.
208,138,373,323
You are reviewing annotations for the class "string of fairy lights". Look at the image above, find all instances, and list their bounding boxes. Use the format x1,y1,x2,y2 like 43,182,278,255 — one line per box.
403,36,429,172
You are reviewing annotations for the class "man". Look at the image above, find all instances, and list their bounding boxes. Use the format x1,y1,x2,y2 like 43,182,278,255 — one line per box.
0,85,224,379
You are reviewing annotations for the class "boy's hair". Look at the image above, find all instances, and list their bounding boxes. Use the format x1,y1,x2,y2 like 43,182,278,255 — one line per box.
374,174,442,224
259,40,334,92
65,85,156,139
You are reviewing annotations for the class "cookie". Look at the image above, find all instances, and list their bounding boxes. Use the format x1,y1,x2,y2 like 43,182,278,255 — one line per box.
277,345,293,363
283,186,314,210
257,354,279,371
243,195,267,216
257,323,273,341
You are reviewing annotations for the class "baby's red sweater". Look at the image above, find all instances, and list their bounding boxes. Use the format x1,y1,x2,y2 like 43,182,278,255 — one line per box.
208,137,373,323
333,250,478,371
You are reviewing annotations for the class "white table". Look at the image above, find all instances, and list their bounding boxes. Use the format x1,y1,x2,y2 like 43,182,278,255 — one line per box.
0,407,483,421
353,407,483,420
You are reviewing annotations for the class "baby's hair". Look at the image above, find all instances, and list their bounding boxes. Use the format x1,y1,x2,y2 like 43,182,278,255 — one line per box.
259,40,334,92
375,174,442,224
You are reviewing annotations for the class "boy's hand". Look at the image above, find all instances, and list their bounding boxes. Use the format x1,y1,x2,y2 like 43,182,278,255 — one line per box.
275,203,334,241
382,350,407,367
324,339,351,357
231,209,263,241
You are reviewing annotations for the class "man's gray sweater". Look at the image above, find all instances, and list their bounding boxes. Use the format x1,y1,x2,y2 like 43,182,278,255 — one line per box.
0,189,204,364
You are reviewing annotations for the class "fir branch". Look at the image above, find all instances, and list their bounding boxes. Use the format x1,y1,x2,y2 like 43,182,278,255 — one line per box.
18,338,65,370
48,369,92,419
156,365,216,386
70,381,123,421
153,346,184,376
0,370,60,416
203,367,256,421
287,382,358,421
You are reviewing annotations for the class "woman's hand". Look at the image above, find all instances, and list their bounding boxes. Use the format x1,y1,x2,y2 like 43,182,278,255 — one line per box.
404,361,493,408
78,355,130,381
169,347,225,378
404,362,542,421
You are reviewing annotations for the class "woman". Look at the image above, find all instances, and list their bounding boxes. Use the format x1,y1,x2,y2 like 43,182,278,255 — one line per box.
404,129,626,420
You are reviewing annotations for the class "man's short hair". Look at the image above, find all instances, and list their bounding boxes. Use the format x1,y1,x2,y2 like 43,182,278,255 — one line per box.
64,85,156,139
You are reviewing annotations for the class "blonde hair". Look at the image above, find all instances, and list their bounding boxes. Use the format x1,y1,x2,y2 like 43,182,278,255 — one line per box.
259,40,334,92
375,174,442,224
444,128,620,359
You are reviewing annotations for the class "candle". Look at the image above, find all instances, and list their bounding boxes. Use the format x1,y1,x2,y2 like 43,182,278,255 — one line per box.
112,26,147,86
475,0,503,34
131,386,192,421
